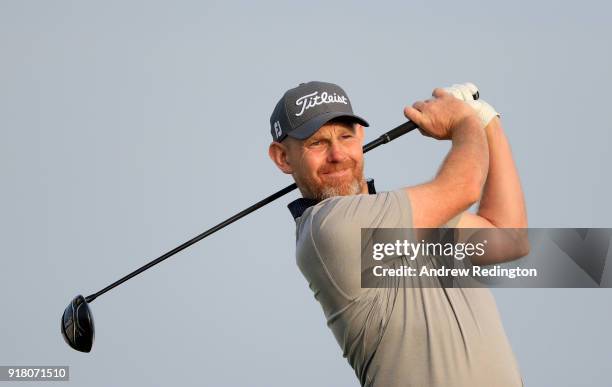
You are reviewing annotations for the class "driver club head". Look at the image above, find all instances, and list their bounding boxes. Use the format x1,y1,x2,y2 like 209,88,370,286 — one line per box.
61,295,94,353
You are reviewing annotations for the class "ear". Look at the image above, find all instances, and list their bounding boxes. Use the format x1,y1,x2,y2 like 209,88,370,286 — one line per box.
268,141,294,174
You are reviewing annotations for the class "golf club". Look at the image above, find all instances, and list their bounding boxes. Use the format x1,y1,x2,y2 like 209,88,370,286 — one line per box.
61,92,479,353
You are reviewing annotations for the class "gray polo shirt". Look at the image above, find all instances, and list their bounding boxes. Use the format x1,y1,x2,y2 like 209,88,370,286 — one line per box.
291,188,524,387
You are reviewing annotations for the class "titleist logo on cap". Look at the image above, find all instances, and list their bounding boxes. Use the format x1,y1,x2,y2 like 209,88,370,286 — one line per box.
295,91,349,116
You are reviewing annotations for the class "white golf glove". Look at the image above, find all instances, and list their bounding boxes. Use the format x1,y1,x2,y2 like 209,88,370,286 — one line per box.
443,82,499,128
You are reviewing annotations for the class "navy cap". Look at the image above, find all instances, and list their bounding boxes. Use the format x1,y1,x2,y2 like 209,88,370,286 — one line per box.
270,81,369,142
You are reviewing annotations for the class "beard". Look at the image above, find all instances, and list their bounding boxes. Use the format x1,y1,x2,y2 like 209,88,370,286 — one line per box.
295,160,365,201
319,178,362,200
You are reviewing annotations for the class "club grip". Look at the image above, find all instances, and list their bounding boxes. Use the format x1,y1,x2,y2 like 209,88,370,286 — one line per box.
380,121,418,143
374,92,480,146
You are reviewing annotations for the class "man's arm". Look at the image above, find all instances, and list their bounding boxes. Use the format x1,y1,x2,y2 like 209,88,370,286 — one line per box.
402,89,489,229
403,84,528,264
456,117,529,265
457,117,528,229
430,83,529,264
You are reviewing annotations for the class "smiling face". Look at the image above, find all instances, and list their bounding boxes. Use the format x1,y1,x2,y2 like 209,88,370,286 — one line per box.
269,118,368,200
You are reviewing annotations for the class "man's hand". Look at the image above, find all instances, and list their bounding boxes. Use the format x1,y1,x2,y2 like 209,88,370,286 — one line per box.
403,88,481,140
443,82,499,128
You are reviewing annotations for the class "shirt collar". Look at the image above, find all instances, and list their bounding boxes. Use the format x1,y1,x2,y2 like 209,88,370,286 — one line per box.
287,178,377,220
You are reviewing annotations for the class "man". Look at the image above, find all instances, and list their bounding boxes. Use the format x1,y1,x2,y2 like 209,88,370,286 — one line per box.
268,81,528,386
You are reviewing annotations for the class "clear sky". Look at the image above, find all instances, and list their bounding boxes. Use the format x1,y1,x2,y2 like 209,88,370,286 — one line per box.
1,1,611,386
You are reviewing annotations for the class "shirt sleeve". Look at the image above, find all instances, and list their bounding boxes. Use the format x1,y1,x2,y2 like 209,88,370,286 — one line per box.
310,189,413,233
444,212,464,228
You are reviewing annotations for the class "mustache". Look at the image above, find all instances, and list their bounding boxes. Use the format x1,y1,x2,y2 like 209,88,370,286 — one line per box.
319,161,356,174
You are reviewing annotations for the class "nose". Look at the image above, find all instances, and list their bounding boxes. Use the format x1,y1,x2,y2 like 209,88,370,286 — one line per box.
327,140,348,163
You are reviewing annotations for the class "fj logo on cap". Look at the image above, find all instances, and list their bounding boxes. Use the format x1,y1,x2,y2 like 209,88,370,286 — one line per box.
295,91,348,117
273,121,282,139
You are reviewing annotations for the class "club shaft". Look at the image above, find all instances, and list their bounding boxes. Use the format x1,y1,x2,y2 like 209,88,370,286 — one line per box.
85,120,419,303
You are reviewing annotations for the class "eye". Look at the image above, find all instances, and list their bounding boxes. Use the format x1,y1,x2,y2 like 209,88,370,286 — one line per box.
342,133,354,139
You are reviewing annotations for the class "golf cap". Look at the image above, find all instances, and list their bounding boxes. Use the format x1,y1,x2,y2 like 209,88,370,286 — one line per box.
270,81,369,142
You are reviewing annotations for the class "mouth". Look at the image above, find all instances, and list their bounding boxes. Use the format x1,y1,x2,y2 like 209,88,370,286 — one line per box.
321,169,351,179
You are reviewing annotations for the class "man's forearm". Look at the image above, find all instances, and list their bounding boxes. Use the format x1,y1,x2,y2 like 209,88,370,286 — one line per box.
476,117,528,227
439,116,489,200
407,115,489,228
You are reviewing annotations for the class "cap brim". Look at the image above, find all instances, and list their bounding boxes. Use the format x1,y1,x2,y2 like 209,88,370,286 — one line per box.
286,112,369,140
